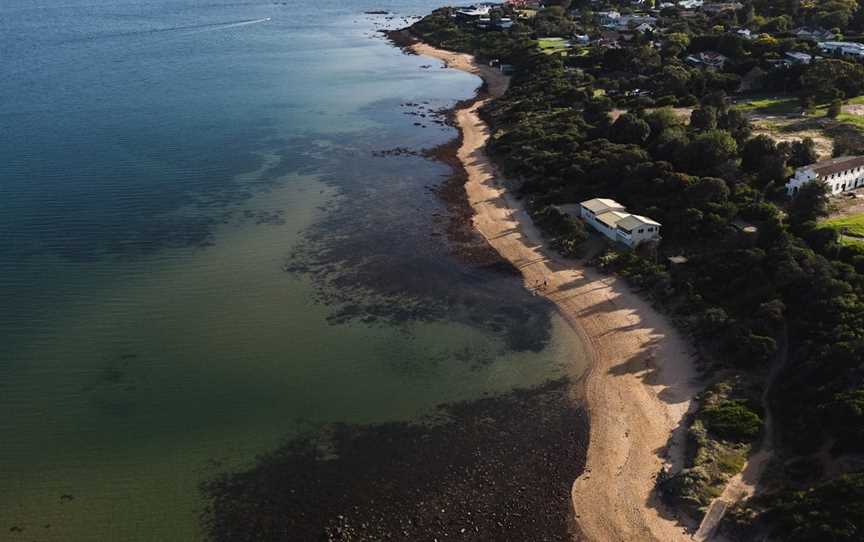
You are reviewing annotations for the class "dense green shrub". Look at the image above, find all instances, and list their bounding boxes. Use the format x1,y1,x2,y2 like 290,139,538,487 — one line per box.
701,399,763,442
760,473,864,542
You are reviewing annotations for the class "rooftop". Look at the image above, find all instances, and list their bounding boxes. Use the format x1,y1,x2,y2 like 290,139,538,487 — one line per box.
580,198,625,214
595,210,630,229
617,214,661,231
807,156,864,177
819,41,864,51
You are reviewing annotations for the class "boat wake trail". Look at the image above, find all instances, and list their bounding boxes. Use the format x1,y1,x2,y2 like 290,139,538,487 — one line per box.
187,17,272,33
61,18,272,44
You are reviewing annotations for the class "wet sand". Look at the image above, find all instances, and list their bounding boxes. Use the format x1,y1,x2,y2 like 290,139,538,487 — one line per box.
412,41,703,542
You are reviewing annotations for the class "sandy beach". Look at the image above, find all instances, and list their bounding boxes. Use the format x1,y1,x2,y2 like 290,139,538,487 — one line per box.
412,41,703,541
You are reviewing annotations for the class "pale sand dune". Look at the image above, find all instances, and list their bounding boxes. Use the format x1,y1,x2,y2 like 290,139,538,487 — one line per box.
413,41,702,542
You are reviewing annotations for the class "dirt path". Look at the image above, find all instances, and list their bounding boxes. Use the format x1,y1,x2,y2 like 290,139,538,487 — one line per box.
412,42,702,542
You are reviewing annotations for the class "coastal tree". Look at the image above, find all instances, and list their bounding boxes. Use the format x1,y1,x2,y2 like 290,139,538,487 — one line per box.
741,135,778,173
802,60,864,101
611,113,651,145
685,176,730,207
788,181,829,228
827,98,843,119
690,106,719,131
788,138,819,168
686,129,738,174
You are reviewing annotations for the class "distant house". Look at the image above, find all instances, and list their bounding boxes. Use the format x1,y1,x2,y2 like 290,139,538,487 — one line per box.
634,22,657,34
602,14,657,31
455,6,492,19
785,51,812,64
573,33,590,45
686,51,728,69
819,41,864,58
596,10,621,26
578,198,661,247
496,17,514,29
786,156,864,197
505,0,541,7
597,30,622,47
624,88,650,97
735,28,753,39
795,27,836,41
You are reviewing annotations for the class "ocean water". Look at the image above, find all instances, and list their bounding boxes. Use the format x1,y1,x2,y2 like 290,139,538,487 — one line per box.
0,1,586,540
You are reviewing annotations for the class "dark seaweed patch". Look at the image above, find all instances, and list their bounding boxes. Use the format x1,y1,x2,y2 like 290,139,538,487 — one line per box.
285,130,553,353
200,378,586,542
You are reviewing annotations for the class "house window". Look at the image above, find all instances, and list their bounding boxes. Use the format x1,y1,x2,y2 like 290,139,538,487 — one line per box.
638,228,644,233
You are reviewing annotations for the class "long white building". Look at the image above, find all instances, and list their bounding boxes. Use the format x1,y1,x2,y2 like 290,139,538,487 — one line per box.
786,156,864,196
579,198,661,247
818,41,864,58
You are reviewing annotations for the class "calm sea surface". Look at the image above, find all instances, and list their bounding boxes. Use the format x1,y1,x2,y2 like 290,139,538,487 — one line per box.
0,1,586,539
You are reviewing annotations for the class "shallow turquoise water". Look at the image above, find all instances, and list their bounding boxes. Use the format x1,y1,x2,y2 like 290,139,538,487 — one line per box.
0,1,587,539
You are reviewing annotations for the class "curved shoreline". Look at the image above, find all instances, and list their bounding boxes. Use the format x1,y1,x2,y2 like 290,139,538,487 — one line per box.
412,41,703,541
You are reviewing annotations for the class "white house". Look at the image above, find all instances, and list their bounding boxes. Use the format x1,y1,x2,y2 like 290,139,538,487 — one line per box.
786,156,864,197
795,28,836,41
615,215,662,247
819,41,864,58
596,10,621,26
456,6,492,19
686,51,729,70
785,51,813,64
496,17,514,29
580,198,626,223
579,198,662,247
635,22,657,34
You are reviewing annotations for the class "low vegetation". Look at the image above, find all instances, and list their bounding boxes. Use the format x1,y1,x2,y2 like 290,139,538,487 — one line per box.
725,473,864,541
823,213,864,238
659,380,762,517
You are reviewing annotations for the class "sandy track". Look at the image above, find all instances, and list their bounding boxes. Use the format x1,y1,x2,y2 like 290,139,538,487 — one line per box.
412,42,702,542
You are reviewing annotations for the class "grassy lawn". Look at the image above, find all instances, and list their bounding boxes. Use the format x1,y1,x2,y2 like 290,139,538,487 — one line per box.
735,96,800,115
823,213,864,239
841,237,864,247
537,37,570,54
836,113,864,129
737,94,864,118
